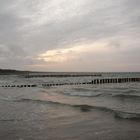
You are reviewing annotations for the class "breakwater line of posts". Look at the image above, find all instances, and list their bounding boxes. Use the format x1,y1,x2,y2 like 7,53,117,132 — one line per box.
0,77,140,88
0,84,37,88
24,73,102,78
42,77,140,87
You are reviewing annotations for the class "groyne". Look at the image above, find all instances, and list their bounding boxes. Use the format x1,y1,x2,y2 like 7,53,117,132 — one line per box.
42,77,140,87
25,74,102,78
0,77,140,88
0,84,37,88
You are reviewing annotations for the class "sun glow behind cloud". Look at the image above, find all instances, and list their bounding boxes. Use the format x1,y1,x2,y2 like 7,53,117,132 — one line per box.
38,42,109,63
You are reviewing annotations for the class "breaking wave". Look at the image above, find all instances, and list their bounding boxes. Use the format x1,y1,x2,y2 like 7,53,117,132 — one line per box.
74,105,140,120
114,111,140,120
16,98,68,106
16,98,140,120
63,88,102,97
65,92,101,97
113,94,140,99
0,119,23,122
122,89,138,94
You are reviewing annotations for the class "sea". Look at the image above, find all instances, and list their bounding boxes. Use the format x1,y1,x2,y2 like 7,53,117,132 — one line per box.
0,72,140,140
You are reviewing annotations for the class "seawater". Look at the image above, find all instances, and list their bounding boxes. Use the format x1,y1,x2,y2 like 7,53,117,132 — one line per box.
0,72,140,140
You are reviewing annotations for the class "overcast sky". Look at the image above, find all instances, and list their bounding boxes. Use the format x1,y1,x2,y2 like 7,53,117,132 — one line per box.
0,0,140,72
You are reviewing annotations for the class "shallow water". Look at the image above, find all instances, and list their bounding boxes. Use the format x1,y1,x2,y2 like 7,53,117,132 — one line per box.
0,73,140,140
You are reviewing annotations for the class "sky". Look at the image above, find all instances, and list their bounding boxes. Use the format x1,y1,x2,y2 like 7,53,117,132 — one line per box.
0,0,140,72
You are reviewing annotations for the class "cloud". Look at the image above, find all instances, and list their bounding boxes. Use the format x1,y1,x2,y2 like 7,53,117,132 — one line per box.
0,0,140,71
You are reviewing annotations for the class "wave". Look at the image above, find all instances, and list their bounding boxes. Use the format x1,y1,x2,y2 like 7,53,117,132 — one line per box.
65,92,101,97
16,98,68,106
122,89,138,94
113,94,140,99
0,118,47,122
72,88,98,92
73,104,114,112
114,111,140,120
16,98,140,120
0,119,23,122
63,88,102,97
0,98,15,102
74,105,140,120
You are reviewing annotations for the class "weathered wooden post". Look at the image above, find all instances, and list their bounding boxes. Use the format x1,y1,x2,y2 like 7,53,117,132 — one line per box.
118,78,121,83
97,79,99,84
114,79,117,83
100,79,103,84
102,79,105,84
104,79,107,84
93,80,96,84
